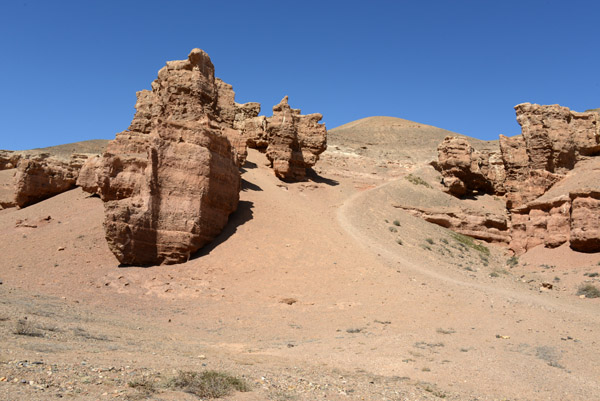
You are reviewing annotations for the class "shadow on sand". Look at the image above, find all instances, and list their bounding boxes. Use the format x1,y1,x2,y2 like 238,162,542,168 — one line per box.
306,168,339,186
242,178,262,192
192,200,254,258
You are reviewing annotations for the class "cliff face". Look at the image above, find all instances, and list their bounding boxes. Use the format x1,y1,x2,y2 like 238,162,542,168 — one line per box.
434,103,600,254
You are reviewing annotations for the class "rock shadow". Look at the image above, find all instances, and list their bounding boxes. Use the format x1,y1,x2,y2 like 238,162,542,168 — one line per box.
306,168,339,186
241,160,258,171
242,178,262,192
192,200,254,258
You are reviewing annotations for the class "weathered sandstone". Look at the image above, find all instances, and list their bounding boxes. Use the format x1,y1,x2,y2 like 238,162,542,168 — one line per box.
394,204,510,244
433,103,600,254
435,136,503,196
86,49,241,265
0,150,21,170
242,96,327,180
14,153,91,208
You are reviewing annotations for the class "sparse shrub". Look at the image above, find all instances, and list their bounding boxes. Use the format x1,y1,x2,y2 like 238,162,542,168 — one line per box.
577,284,600,298
396,238,403,245
128,376,158,394
405,174,432,188
490,268,507,278
421,244,432,251
425,238,434,245
166,370,249,399
346,328,362,333
584,272,599,278
13,319,43,337
449,232,489,255
440,238,449,245
506,256,519,267
436,328,455,335
389,227,398,233
393,220,401,226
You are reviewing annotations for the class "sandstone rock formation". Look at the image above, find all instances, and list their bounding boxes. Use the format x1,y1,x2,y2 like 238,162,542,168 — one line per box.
436,136,504,196
0,150,21,170
394,204,510,244
83,49,243,265
433,103,600,254
240,96,327,180
13,153,92,208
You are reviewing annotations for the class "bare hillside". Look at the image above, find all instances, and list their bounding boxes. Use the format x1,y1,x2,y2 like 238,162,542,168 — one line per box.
1,117,599,401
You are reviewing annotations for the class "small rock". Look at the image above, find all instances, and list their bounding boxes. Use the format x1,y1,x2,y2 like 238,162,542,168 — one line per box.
57,247,65,251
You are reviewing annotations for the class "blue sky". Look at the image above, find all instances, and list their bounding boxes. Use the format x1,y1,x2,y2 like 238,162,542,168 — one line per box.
1,0,598,150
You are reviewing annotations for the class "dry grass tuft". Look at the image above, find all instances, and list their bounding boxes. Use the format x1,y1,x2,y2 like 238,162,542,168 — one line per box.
166,370,250,398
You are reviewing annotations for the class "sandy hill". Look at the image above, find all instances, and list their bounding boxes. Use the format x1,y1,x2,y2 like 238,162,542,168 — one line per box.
329,116,497,159
1,118,599,401
21,139,110,159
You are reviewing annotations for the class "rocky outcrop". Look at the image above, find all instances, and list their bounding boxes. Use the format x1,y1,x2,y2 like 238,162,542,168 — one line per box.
510,190,600,254
499,104,599,209
394,204,510,244
214,78,261,165
570,190,600,252
435,136,504,196
241,96,327,180
433,103,600,254
515,103,600,172
85,49,242,265
13,153,91,208
0,150,21,170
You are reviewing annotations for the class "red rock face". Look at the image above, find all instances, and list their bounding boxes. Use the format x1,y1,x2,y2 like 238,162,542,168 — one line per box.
569,191,600,252
13,154,90,208
0,150,21,170
436,136,500,196
86,49,242,265
515,103,600,172
77,48,329,264
434,103,600,254
242,96,327,180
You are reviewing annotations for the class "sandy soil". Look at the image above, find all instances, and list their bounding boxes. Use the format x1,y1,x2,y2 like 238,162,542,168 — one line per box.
1,122,599,401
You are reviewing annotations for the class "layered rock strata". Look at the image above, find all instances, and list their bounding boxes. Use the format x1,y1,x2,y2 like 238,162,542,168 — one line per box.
433,103,600,254
394,204,510,244
0,150,21,170
13,153,92,208
436,136,504,197
83,49,242,265
240,96,327,180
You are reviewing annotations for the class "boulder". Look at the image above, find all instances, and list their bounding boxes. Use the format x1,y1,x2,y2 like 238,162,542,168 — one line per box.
88,49,241,265
13,153,90,208
436,136,500,196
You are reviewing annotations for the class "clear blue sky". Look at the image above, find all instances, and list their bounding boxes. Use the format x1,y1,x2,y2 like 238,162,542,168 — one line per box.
1,0,598,150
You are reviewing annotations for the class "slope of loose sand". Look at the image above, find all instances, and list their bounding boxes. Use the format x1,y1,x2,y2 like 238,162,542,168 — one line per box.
1,120,599,400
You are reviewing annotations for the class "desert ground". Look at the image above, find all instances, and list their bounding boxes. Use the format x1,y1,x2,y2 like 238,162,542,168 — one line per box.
1,117,599,401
